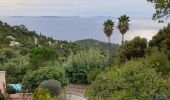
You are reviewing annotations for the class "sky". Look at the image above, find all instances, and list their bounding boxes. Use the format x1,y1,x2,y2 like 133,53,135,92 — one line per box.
0,0,155,18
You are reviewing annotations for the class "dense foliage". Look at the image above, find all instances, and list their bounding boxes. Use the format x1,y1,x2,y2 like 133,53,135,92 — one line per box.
146,48,170,75
0,48,29,83
33,88,58,100
23,66,68,91
86,60,170,100
29,47,56,69
147,0,170,20
39,80,62,97
149,23,170,60
65,49,108,84
118,36,147,61
74,39,118,55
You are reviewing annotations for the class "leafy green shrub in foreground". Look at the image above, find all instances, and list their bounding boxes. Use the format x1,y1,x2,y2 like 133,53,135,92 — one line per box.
86,60,170,100
23,66,68,91
33,88,58,100
39,80,62,97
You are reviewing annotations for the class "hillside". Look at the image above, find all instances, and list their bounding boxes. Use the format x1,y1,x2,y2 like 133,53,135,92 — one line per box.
74,39,119,55
0,21,49,48
0,20,72,49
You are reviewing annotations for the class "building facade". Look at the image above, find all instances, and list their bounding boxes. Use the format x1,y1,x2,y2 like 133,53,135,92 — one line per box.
0,71,6,93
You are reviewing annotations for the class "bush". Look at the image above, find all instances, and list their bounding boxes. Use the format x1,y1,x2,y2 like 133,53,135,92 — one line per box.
87,69,102,84
39,80,62,97
0,54,29,83
23,66,68,91
0,48,16,64
29,47,56,69
65,49,108,84
6,85,17,94
117,36,147,61
86,60,170,100
145,48,170,75
33,88,58,100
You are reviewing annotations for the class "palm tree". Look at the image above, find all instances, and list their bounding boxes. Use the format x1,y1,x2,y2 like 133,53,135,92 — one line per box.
103,19,114,66
117,15,130,44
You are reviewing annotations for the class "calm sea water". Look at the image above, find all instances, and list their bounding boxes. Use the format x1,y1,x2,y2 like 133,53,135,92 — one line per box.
0,17,167,44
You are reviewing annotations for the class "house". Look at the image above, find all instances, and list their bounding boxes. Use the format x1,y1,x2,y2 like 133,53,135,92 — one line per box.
0,71,6,94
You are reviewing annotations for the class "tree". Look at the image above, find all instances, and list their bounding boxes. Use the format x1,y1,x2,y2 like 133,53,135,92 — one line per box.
118,36,147,61
149,24,170,60
103,19,114,66
117,15,130,44
147,0,170,20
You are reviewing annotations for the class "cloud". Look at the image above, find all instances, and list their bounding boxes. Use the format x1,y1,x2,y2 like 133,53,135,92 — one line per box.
0,0,155,17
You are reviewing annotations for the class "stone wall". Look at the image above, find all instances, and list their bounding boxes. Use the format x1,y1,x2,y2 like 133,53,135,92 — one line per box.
0,71,6,93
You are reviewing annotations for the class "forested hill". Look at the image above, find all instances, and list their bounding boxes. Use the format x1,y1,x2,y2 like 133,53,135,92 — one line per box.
74,39,119,55
0,20,50,48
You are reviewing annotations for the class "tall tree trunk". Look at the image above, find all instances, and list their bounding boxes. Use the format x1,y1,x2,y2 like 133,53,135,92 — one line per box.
108,37,112,66
122,34,124,44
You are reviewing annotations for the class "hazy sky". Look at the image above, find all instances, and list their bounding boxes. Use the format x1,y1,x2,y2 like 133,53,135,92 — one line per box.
0,0,155,18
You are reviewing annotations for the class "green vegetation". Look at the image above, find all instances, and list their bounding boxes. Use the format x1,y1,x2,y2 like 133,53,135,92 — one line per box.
149,23,170,60
29,47,56,69
147,0,170,20
23,66,68,91
74,39,118,55
39,80,62,97
118,36,147,62
85,23,170,99
146,47,170,75
33,88,58,100
86,60,170,100
65,49,108,84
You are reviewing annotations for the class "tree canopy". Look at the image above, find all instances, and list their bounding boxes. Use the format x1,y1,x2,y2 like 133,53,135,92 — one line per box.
147,0,170,20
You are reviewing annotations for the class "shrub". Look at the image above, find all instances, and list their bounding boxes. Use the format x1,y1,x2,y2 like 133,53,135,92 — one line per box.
86,60,170,100
0,54,29,83
39,80,62,97
29,47,56,69
87,69,102,84
117,36,147,61
145,48,170,75
23,66,68,91
65,49,108,84
33,88,58,100
0,48,16,64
